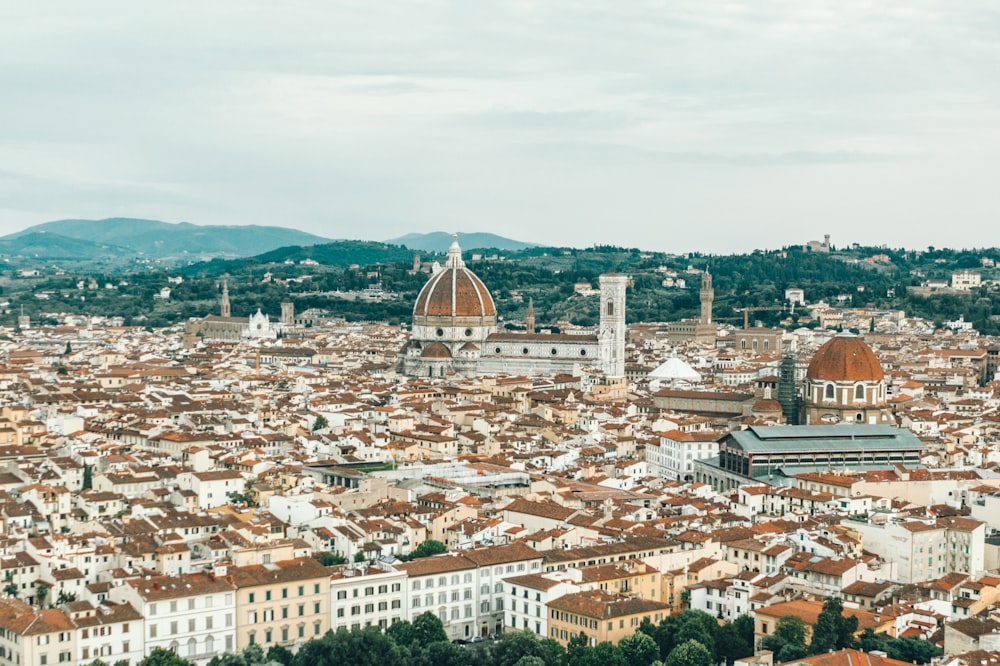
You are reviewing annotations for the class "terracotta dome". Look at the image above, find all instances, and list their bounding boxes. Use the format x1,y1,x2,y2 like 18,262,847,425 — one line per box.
420,342,452,359
413,236,496,319
806,335,884,382
414,267,496,318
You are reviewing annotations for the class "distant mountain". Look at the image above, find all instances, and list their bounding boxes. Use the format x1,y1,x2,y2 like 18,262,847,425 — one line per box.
386,232,537,253
0,232,129,260
3,218,331,259
255,240,422,266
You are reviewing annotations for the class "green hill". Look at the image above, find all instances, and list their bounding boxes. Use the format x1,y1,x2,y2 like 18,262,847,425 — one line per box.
0,231,129,260
385,232,537,253
5,218,331,259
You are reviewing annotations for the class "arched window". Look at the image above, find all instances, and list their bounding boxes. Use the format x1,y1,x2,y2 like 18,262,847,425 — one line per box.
855,384,865,401
606,302,614,316
824,383,835,401
740,339,747,349
187,638,198,657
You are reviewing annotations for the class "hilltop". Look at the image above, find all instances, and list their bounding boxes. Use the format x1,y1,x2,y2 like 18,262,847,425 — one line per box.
2,218,331,260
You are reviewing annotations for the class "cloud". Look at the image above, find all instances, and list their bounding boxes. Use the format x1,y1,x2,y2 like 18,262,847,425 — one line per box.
0,1,998,252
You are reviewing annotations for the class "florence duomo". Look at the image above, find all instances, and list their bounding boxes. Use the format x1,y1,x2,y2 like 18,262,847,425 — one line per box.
401,234,628,379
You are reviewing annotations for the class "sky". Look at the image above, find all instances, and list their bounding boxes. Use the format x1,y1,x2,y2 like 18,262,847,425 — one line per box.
2,1,999,254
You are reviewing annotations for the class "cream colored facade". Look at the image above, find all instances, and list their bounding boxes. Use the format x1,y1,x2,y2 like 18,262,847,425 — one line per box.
547,591,669,646
231,557,332,652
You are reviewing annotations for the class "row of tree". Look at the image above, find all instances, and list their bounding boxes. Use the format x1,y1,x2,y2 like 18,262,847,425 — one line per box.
92,600,941,666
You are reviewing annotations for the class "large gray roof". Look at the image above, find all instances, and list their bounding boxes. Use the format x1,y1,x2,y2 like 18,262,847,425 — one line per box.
724,424,924,455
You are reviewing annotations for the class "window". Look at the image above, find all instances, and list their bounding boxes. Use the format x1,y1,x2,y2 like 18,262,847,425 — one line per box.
824,383,835,400
337,590,347,600
249,593,256,603
298,585,305,596
266,590,272,601
314,602,321,614
315,583,321,594
282,588,288,599
855,384,865,401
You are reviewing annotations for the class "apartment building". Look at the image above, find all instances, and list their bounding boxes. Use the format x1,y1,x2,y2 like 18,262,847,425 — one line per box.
547,590,670,646
111,571,237,665
330,563,406,632
230,557,331,652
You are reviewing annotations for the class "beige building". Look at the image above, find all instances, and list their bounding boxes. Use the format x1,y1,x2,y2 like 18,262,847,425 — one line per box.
231,557,332,652
547,590,670,646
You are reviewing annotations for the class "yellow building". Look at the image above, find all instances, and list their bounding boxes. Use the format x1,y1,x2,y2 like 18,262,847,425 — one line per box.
231,557,332,652
547,590,670,646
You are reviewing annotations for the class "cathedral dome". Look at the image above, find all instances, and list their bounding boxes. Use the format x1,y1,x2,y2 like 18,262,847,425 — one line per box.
806,334,884,382
413,236,496,319
420,342,452,359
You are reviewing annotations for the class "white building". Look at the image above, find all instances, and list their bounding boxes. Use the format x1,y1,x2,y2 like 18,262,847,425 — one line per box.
330,563,407,632
504,571,581,637
952,270,982,291
111,572,237,665
842,515,985,584
645,430,722,481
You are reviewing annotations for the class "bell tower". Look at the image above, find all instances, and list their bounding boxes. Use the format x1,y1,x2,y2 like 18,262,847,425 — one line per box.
598,274,628,378
699,272,713,325
220,281,231,318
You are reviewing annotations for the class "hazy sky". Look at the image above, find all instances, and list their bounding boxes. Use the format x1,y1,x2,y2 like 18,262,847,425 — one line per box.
2,1,999,253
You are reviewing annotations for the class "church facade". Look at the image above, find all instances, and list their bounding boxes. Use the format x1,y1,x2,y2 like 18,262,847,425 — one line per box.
401,236,627,378
185,281,283,343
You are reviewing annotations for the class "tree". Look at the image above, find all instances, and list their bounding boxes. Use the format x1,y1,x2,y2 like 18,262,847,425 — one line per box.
404,539,448,560
316,551,347,566
385,619,418,648
620,632,660,666
56,591,78,605
715,622,753,664
82,464,93,490
354,551,367,563
412,610,449,645
591,642,627,666
856,627,885,653
313,415,329,431
138,648,193,666
493,630,563,666
760,616,809,663
674,611,717,658
884,637,941,665
664,640,712,666
810,597,858,655
35,583,49,608
2,582,17,598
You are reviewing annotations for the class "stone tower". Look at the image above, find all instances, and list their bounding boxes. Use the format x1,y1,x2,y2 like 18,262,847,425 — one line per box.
525,298,535,334
598,274,628,378
220,281,231,318
699,272,713,325
281,302,294,326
